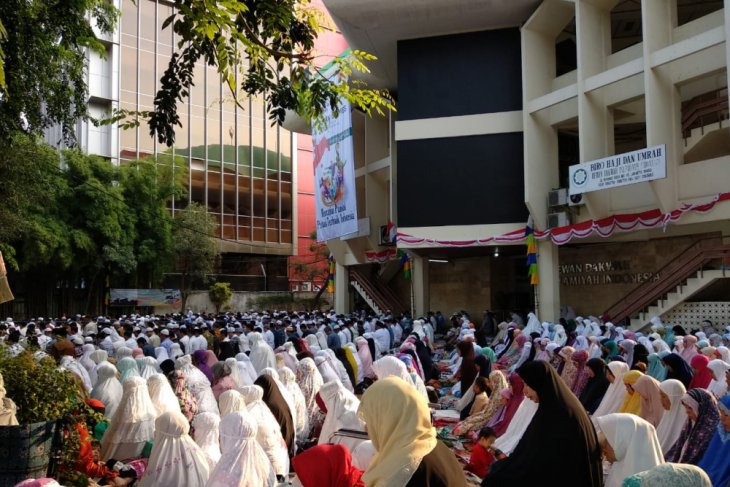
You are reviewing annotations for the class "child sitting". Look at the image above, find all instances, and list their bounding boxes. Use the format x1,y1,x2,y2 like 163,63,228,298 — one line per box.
465,427,505,478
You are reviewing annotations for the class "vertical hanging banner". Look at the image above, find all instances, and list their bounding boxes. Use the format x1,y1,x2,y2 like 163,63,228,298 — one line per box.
312,76,358,241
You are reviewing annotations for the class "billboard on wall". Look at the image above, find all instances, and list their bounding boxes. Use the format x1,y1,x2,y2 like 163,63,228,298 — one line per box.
569,144,667,195
311,85,358,242
110,289,181,307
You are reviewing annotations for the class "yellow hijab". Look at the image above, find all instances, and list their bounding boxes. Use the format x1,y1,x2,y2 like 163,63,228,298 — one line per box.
618,370,644,416
357,376,437,487
343,347,359,384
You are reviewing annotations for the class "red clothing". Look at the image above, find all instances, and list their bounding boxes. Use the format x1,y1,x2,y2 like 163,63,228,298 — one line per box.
74,422,117,479
465,444,495,478
292,444,364,487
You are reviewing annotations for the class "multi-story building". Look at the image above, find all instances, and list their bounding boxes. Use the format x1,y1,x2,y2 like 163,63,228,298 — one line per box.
300,0,730,328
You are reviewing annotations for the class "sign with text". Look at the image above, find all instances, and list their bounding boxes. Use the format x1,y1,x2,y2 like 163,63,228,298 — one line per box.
312,94,358,241
569,145,666,195
110,289,181,307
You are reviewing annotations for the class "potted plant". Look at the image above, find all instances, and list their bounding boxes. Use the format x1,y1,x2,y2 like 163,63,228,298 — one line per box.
0,350,91,487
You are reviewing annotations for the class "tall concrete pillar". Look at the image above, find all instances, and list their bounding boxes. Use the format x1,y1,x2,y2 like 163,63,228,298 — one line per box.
334,263,349,314
412,254,430,316
536,239,561,321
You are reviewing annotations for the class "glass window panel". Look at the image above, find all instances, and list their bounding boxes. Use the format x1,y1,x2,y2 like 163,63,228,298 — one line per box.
208,118,221,161
190,116,205,149
139,0,155,41
157,4,174,46
139,50,155,95
120,46,138,94
121,0,138,37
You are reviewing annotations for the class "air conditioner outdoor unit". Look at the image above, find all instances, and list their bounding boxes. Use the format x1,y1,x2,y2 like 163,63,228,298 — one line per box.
547,211,571,229
548,188,568,207
568,193,585,207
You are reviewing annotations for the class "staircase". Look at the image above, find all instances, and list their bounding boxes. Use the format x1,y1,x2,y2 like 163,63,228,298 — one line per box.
349,267,409,315
604,237,730,330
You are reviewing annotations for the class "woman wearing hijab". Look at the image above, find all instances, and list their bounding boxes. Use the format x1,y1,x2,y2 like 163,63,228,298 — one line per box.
90,361,123,419
249,332,277,374
655,379,688,455
618,370,644,416
453,371,509,437
355,337,376,380
697,394,730,487
292,444,364,487
79,344,98,386
646,353,667,381
147,373,182,416
278,367,310,441
255,373,296,454
593,361,631,418
193,412,221,470
317,380,365,452
665,388,719,465
595,413,664,487
176,355,219,415
140,410,210,487
619,340,637,369
192,349,214,383
707,359,730,399
632,343,650,370
633,375,663,427
100,376,157,460
211,361,238,400
205,412,276,487
235,352,258,384
116,356,140,383
240,385,290,478
358,376,466,487
570,349,591,396
335,347,357,387
579,358,610,414
558,346,578,388
316,353,342,384
688,354,713,389
155,346,170,366
620,463,711,487
681,335,699,362
602,340,619,361
218,389,247,416
662,352,693,388
400,355,430,401
323,349,355,392
297,358,325,438
489,372,524,437
484,361,603,487
491,386,539,455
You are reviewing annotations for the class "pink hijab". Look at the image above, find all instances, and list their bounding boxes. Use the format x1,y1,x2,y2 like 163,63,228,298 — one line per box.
634,374,664,427
688,354,713,389
681,335,698,363
356,338,375,379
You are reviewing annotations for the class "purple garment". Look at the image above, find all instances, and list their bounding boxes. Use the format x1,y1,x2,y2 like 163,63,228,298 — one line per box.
192,349,214,383
491,373,525,437
665,388,720,465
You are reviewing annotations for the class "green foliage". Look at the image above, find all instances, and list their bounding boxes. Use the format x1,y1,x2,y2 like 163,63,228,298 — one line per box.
119,156,187,286
208,281,233,313
0,351,83,424
0,0,119,142
0,134,182,312
101,0,394,146
173,202,220,309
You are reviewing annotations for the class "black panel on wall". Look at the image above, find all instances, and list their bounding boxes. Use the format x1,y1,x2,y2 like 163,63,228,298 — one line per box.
397,133,527,227
397,28,522,120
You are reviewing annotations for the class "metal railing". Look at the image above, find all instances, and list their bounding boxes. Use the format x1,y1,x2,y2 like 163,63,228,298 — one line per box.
604,236,730,325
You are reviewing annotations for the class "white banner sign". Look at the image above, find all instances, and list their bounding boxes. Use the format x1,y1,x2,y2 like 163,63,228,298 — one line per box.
569,144,667,195
312,96,358,241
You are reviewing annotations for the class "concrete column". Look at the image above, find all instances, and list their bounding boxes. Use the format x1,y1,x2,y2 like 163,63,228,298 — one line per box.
536,239,561,321
334,262,349,314
411,254,430,316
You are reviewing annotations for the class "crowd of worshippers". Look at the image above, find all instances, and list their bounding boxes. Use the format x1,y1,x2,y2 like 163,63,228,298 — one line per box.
1,310,729,487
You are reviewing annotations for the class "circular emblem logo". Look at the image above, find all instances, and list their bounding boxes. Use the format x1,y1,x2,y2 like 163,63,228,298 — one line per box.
573,168,588,186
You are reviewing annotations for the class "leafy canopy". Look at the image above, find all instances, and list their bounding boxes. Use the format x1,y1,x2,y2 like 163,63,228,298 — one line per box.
107,0,395,145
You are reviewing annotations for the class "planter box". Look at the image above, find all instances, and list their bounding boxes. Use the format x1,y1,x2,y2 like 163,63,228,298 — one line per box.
0,421,57,487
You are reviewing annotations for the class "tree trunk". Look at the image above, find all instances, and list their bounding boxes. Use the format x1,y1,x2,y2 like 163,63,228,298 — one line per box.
313,271,329,308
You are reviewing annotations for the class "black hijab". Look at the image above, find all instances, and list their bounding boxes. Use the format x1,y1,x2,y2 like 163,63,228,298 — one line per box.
474,354,491,378
497,329,515,358
632,343,650,369
365,337,377,361
483,361,603,487
662,352,693,388
578,358,610,414
412,335,436,381
254,374,295,454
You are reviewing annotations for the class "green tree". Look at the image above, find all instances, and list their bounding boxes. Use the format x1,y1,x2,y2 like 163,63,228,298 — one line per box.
0,0,118,142
173,202,219,312
208,281,233,314
289,231,330,305
119,156,187,287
